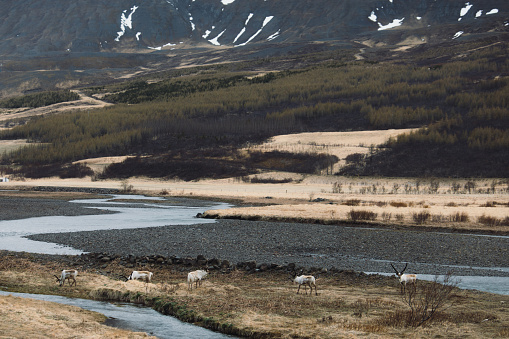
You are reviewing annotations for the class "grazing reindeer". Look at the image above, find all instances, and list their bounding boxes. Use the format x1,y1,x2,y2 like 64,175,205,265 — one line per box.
123,271,154,293
291,271,318,296
54,269,78,287
391,263,417,293
187,270,208,290
125,271,153,283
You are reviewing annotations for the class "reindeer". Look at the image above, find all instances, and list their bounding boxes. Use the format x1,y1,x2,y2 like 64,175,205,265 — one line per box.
187,269,208,290
391,263,417,293
291,271,318,296
54,269,78,287
124,271,153,283
123,270,154,293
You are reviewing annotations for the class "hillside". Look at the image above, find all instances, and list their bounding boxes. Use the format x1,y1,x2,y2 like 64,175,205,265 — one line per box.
1,0,507,55
0,1,508,178
1,0,508,96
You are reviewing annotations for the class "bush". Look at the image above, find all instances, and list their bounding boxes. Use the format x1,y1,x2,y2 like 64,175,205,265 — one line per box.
450,212,469,223
478,214,500,226
478,214,509,226
412,211,431,224
400,273,459,327
390,201,408,208
348,210,377,221
343,199,361,206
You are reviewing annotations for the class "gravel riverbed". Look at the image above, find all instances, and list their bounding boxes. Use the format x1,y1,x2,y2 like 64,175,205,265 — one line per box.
29,219,509,277
2,195,508,277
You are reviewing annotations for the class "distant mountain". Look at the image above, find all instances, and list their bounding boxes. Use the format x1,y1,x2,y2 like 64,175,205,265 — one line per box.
1,0,508,56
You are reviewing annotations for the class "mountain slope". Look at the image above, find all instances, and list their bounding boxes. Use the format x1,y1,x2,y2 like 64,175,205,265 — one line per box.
0,0,507,56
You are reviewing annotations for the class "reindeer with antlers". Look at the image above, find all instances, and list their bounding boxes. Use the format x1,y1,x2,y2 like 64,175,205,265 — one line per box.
391,263,417,293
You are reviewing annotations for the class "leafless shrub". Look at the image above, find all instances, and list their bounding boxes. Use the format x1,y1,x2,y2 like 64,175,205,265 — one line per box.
445,202,458,207
478,215,509,226
429,179,440,194
400,272,459,327
371,201,387,207
390,201,408,208
450,212,469,223
451,181,461,194
392,183,401,194
480,201,497,207
395,214,405,221
413,211,431,224
348,210,377,221
332,182,343,193
382,212,392,221
120,179,134,193
431,214,446,223
464,180,477,194
478,214,500,226
343,199,361,206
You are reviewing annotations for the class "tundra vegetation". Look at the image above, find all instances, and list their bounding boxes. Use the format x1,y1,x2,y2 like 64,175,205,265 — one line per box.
0,252,507,338
0,41,507,179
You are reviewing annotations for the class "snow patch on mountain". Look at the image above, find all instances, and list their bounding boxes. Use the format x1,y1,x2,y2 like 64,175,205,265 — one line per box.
115,6,139,42
235,16,274,47
378,18,404,31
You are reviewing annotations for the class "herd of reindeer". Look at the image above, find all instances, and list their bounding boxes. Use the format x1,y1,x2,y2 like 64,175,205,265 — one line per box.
54,263,417,295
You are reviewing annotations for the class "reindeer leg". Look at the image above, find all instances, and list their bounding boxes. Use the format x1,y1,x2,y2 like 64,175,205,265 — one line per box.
297,285,301,294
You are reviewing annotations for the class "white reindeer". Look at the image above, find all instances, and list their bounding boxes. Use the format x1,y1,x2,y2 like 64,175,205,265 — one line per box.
292,272,318,296
187,270,208,290
125,271,153,283
391,263,417,293
54,269,78,287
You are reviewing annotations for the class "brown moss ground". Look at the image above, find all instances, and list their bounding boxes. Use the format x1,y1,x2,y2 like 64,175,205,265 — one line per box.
1,252,508,338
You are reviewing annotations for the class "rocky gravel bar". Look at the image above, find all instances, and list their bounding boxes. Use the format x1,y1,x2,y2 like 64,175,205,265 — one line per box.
29,218,509,277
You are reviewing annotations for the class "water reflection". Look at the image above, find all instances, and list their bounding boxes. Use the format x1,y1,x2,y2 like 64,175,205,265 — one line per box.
0,291,233,338
0,195,230,255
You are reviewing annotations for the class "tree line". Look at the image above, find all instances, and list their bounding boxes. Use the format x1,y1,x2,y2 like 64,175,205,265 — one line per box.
0,90,80,109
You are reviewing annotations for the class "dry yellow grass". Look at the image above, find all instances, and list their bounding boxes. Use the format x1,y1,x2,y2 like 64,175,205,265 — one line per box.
0,295,154,339
1,254,508,339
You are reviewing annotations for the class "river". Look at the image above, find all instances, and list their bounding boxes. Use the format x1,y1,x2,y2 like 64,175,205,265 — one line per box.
0,291,232,338
0,194,507,295
0,194,230,254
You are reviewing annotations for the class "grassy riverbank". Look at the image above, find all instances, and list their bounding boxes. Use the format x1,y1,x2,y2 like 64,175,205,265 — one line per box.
1,251,508,338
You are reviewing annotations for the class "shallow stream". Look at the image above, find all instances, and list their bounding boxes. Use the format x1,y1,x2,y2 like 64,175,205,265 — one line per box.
0,195,229,254
0,291,232,338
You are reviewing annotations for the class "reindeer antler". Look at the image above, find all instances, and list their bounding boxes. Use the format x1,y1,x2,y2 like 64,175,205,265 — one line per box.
400,263,408,274
390,263,400,275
